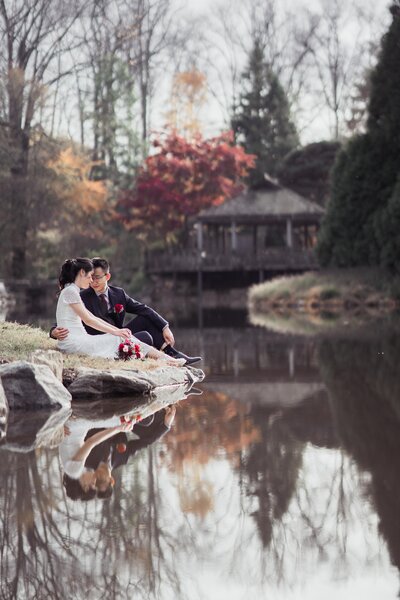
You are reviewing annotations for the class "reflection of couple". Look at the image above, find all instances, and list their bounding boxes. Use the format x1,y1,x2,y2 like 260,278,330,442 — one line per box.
61,407,176,501
52,256,201,365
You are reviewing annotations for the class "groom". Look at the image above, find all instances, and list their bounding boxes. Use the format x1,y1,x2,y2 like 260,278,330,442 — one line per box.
51,256,201,365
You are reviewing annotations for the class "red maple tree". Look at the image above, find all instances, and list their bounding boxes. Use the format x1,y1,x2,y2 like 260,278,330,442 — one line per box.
116,130,255,243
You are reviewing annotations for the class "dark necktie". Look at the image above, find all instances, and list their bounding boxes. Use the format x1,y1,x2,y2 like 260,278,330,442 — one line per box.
99,293,109,316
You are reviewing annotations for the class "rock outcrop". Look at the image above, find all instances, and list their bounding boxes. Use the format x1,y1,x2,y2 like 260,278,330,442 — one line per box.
0,361,72,410
67,364,205,398
0,347,205,408
29,349,63,381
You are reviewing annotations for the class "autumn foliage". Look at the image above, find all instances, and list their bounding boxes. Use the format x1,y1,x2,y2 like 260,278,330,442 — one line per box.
48,146,108,220
116,131,255,243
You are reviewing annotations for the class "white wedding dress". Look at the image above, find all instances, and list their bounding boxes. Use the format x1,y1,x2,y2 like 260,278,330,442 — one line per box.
56,283,151,359
59,415,122,478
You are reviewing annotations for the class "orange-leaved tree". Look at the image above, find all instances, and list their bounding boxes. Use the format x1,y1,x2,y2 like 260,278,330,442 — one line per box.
43,145,111,263
48,146,108,226
115,130,255,244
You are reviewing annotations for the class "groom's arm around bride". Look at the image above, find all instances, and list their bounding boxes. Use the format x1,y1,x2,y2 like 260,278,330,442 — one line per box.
51,256,201,365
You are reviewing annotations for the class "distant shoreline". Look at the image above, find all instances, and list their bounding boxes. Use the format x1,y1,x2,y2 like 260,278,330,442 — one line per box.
249,268,399,312
248,268,399,336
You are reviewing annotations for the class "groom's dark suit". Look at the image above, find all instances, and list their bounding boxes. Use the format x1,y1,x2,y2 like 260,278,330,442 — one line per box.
84,410,170,471
80,285,168,349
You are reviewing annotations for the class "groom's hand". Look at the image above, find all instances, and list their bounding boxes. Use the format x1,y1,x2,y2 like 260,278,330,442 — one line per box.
163,326,175,347
51,326,69,340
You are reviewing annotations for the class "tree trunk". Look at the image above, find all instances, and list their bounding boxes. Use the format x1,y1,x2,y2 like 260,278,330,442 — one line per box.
8,121,30,278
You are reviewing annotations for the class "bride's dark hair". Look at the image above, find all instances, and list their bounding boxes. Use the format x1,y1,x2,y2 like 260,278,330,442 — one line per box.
63,474,96,501
59,257,93,289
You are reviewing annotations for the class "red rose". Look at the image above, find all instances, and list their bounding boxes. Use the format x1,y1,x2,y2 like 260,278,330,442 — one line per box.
114,304,124,314
116,443,127,453
117,339,134,360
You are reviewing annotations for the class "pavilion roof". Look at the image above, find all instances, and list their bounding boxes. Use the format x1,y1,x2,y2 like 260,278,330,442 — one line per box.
196,182,325,224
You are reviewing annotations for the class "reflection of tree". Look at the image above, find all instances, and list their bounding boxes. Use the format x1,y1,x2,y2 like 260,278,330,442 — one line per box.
164,387,339,557
0,452,81,600
241,406,303,548
0,445,187,599
165,392,260,471
164,392,261,519
319,334,400,571
279,389,337,449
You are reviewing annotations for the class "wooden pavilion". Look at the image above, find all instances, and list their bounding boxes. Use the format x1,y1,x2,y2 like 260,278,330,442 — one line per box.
145,180,325,279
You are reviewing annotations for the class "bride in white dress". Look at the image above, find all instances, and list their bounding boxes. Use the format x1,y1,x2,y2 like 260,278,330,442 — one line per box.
56,258,184,364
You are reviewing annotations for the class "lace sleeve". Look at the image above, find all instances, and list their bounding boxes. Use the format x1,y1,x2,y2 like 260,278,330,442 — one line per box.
62,286,82,305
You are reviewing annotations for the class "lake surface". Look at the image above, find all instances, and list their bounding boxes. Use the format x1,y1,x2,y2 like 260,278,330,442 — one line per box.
1,303,400,600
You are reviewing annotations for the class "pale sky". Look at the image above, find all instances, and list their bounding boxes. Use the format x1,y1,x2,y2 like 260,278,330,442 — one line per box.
52,0,391,149
155,0,391,144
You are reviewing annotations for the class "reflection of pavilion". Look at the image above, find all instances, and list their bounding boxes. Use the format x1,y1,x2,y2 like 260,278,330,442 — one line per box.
179,325,325,408
205,380,325,409
179,326,321,380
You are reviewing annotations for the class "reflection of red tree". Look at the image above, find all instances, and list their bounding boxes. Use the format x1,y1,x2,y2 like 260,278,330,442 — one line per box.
163,390,261,472
160,391,260,519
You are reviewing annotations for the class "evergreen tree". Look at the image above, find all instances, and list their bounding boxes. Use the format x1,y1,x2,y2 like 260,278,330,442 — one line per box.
278,141,341,207
232,39,299,188
317,3,400,269
317,134,385,266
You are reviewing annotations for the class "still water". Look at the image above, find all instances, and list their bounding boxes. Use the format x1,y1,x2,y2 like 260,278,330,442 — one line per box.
1,304,400,600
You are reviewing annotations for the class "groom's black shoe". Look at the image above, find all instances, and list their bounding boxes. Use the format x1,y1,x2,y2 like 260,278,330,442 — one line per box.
163,344,202,365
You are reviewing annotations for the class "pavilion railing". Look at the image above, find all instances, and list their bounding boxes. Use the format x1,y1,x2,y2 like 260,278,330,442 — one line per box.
145,247,319,273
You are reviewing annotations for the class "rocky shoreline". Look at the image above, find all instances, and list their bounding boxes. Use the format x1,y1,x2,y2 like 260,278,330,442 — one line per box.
0,348,205,415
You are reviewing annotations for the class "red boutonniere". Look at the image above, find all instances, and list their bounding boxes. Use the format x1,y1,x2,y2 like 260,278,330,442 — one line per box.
117,339,144,361
114,303,124,314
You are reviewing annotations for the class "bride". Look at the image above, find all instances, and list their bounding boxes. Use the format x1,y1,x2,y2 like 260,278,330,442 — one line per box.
56,257,184,364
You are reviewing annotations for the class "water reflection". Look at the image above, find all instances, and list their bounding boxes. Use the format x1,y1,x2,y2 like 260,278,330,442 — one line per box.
1,312,400,598
320,335,400,575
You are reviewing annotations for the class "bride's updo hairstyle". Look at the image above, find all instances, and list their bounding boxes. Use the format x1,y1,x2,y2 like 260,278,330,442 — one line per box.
59,257,93,289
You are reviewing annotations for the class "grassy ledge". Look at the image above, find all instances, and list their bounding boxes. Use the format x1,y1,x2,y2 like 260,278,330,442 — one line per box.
0,321,159,371
249,268,399,312
248,268,400,336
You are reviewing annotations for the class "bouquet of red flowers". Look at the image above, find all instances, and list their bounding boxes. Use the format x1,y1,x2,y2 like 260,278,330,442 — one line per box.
117,338,143,361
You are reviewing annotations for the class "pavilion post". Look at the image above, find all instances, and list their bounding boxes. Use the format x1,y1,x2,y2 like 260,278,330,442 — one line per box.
286,218,293,248
196,221,203,322
231,220,237,251
289,347,295,378
253,225,258,256
196,221,203,252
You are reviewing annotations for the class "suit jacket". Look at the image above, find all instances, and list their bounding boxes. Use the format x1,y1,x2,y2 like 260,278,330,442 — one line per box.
79,285,168,336
84,411,170,471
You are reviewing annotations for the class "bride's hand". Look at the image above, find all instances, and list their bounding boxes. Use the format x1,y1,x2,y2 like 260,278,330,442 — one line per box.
118,328,132,340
